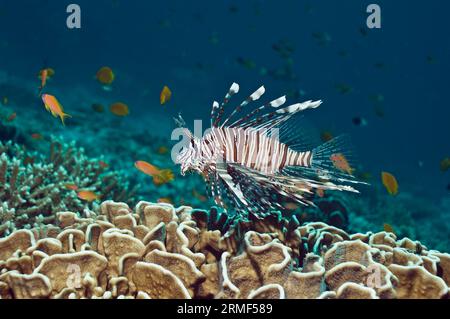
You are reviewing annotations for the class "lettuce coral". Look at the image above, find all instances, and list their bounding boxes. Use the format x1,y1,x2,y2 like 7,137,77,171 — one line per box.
0,200,448,299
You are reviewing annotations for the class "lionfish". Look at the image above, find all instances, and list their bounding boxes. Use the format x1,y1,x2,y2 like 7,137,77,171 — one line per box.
175,83,365,215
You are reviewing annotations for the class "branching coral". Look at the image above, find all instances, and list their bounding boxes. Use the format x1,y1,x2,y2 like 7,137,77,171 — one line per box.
0,140,138,236
0,200,448,299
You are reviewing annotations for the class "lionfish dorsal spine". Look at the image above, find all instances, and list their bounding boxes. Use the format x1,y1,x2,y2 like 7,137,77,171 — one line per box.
220,85,265,128
211,82,239,127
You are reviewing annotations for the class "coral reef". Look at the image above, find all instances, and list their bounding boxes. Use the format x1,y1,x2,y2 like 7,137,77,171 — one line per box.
0,140,137,237
0,200,448,299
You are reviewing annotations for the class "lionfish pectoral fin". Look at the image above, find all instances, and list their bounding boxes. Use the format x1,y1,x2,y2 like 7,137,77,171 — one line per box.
216,163,248,206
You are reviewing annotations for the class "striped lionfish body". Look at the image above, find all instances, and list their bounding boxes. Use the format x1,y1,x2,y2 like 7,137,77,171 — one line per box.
175,83,365,214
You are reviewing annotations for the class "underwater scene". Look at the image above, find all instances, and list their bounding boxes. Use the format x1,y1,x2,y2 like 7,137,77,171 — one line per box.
0,0,449,301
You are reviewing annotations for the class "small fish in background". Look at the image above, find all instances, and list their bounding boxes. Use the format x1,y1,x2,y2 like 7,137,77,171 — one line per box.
157,146,169,155
272,39,295,59
64,183,78,191
96,66,115,90
418,160,424,168
37,68,55,95
320,130,334,142
157,197,173,204
447,183,450,191
99,160,109,168
160,86,172,105
110,102,129,116
77,190,100,202
153,169,174,186
135,160,160,176
38,68,48,94
330,153,354,175
335,83,353,94
236,57,257,70
41,94,71,125
381,171,399,196
383,223,395,234
135,160,174,186
192,189,207,202
440,157,450,172
7,112,16,122
352,116,368,127
2,96,8,105
91,103,105,113
31,133,43,140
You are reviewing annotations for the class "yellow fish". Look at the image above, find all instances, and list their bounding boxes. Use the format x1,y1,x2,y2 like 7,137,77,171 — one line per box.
77,190,100,202
153,169,174,186
160,85,172,105
96,66,115,85
110,102,129,116
41,94,71,125
381,171,398,196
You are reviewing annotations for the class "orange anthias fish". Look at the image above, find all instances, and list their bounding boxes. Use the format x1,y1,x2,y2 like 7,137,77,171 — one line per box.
160,85,172,105
96,66,115,85
135,161,174,186
381,171,398,196
110,102,129,116
153,169,174,186
135,160,160,176
330,153,353,175
77,190,99,202
39,68,48,93
41,94,71,125
64,183,78,191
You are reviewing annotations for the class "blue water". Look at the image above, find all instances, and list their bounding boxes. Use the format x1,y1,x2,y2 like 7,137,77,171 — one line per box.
0,1,448,247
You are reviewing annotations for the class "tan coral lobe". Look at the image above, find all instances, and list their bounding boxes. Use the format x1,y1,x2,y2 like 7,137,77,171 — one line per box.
0,200,448,299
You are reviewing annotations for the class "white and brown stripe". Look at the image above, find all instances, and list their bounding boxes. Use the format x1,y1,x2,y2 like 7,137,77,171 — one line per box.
200,127,312,174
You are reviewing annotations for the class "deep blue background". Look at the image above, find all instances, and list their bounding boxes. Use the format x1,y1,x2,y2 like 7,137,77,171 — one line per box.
0,0,448,201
